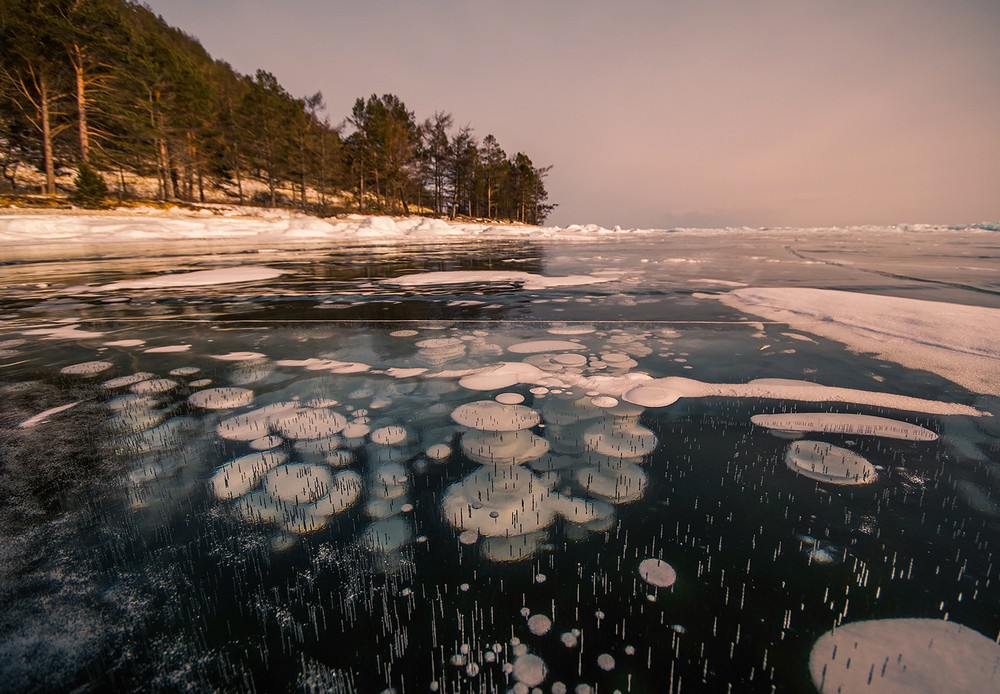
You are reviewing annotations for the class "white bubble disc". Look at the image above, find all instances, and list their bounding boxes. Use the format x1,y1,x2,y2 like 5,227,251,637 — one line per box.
622,385,682,408
425,443,452,460
61,360,113,376
451,400,540,432
188,387,254,410
370,425,411,446
527,614,552,636
512,654,548,687
785,440,876,485
263,463,334,503
638,558,677,588
495,392,526,405
809,618,1000,693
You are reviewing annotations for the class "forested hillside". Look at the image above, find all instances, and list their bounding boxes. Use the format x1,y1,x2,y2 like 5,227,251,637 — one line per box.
0,0,554,222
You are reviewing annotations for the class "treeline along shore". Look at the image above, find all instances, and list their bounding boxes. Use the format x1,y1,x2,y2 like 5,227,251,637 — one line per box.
1,0,554,222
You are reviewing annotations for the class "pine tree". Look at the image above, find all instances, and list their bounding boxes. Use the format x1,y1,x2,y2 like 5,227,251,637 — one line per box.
0,0,73,194
478,134,506,219
69,162,108,207
418,111,452,215
448,127,478,218
0,1,548,217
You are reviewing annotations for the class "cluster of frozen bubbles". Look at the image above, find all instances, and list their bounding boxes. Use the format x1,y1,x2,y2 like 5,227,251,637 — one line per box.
46,321,999,693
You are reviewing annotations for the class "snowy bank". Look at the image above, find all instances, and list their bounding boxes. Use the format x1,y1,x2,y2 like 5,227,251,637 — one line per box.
0,209,648,248
4,208,992,250
706,288,1000,395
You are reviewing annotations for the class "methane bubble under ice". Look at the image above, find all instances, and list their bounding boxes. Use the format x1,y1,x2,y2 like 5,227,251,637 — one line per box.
495,392,525,405
442,467,556,537
216,402,299,441
461,429,550,466
425,443,452,460
507,340,586,354
809,618,1000,693
751,413,938,441
451,400,540,432
638,558,678,588
369,425,411,446
785,441,876,485
263,463,333,503
101,372,155,389
527,614,552,636
583,420,658,458
210,450,288,500
60,360,113,376
512,653,548,686
188,387,254,410
573,459,648,504
130,378,178,395
622,385,682,408
272,407,348,440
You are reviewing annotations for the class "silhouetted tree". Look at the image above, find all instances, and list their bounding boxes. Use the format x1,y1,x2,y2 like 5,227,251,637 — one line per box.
0,1,548,219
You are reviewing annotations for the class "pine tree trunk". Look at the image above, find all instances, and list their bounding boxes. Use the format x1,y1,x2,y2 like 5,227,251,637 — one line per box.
158,137,174,200
318,138,327,207
71,45,90,164
300,141,307,209
170,163,180,201
185,132,195,200
39,73,56,195
265,141,276,207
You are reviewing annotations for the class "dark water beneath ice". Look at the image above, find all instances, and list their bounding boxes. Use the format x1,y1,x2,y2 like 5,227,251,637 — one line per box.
0,230,998,692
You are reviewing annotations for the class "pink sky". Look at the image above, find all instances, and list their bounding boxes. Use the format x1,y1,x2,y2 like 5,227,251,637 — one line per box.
144,0,1000,228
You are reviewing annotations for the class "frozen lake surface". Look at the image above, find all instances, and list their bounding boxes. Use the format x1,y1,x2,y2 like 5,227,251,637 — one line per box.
1,216,998,692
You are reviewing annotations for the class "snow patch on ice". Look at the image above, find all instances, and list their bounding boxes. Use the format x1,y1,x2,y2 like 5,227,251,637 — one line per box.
18,401,82,428
99,266,287,290
380,270,612,291
711,288,1000,395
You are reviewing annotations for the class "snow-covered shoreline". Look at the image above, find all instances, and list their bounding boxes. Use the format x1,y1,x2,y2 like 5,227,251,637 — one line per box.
0,207,995,250
0,209,623,248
